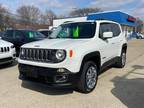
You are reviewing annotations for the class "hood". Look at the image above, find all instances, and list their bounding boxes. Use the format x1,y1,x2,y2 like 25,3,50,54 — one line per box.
0,39,13,47
22,38,90,49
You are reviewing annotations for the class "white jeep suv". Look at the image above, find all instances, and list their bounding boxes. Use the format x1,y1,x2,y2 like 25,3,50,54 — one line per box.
0,38,16,65
18,20,127,93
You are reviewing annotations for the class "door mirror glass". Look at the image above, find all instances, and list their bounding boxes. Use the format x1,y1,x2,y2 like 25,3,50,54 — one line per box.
103,32,113,39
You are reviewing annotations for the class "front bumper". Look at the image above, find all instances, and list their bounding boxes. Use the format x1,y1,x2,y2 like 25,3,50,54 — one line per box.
18,64,79,87
0,57,15,65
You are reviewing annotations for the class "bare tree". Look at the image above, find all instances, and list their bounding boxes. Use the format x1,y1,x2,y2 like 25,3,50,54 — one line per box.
0,4,11,30
40,10,56,25
69,7,102,17
57,14,66,19
17,5,41,24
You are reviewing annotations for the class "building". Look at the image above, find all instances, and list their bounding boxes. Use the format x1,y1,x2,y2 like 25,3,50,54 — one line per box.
87,11,137,37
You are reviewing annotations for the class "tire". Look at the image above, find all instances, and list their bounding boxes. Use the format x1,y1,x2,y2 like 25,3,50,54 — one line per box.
77,61,98,93
138,36,143,39
115,50,126,68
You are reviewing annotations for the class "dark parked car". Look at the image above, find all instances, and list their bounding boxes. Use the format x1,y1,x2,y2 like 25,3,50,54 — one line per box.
38,29,52,37
0,31,4,37
2,29,46,56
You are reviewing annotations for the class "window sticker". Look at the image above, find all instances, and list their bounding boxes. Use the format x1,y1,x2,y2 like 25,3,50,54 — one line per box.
28,32,34,38
73,26,80,38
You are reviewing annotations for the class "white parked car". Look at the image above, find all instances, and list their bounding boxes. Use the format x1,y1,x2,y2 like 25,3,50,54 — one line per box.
18,20,127,93
136,33,144,39
0,37,16,65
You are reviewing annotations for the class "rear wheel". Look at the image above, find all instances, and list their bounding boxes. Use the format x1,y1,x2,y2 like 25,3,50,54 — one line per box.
77,61,98,93
115,50,126,68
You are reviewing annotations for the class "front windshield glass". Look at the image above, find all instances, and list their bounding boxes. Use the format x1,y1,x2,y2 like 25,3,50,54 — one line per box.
49,22,96,39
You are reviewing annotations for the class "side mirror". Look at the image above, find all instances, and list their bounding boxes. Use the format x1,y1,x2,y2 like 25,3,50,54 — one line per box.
103,32,113,39
0,37,1,39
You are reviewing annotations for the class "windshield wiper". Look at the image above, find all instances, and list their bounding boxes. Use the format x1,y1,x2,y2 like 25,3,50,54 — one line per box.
48,36,73,39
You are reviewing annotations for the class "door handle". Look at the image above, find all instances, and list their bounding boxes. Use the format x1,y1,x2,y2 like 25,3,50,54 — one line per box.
112,43,115,44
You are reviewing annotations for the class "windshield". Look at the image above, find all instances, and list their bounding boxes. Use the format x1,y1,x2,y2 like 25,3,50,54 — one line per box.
49,22,96,39
23,31,46,39
40,31,52,37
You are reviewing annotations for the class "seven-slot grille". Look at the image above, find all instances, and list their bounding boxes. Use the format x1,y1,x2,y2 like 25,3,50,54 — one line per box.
20,48,52,62
0,47,10,53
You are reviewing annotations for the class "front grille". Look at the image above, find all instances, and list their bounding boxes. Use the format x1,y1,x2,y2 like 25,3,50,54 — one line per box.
0,47,10,53
20,48,52,62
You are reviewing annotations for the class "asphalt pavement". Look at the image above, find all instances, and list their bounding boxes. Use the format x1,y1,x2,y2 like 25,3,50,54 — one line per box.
0,39,144,108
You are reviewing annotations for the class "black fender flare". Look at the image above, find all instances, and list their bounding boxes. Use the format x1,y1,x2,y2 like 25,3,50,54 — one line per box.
80,51,101,72
122,43,127,52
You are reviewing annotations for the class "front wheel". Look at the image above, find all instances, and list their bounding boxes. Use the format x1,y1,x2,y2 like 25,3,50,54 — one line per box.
77,61,98,93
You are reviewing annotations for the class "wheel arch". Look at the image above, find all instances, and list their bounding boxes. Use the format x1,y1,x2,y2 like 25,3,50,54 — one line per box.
80,51,101,73
122,43,127,53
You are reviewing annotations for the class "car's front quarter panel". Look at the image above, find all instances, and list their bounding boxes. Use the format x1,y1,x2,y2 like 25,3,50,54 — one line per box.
18,39,99,73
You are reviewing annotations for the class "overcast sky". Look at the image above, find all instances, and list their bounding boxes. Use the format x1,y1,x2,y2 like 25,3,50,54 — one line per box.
0,0,143,19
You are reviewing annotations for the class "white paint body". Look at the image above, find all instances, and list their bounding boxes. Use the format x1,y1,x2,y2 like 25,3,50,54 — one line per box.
18,20,127,73
0,39,16,64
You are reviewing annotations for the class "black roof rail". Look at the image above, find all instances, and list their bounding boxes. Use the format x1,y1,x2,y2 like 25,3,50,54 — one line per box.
63,21,74,23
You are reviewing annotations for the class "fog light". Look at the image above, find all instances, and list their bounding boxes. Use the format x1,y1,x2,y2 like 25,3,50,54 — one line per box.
55,75,68,83
57,68,65,73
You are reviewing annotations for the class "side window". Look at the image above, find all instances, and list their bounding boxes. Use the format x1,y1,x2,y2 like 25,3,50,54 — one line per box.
111,23,121,37
99,23,112,38
99,23,121,38
35,32,46,38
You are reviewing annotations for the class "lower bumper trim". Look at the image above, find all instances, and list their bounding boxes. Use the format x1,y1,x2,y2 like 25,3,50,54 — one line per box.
0,57,15,65
18,64,79,87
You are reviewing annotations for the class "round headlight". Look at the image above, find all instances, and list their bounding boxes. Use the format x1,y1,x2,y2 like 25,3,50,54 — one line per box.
11,45,14,48
55,50,66,61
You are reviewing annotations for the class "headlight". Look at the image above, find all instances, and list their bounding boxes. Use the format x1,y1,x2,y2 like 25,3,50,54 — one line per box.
11,45,14,48
55,50,66,61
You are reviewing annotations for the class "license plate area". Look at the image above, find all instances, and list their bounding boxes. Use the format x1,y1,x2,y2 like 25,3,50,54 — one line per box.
26,68,38,78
